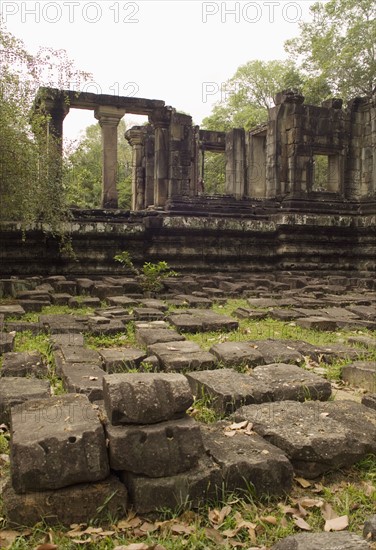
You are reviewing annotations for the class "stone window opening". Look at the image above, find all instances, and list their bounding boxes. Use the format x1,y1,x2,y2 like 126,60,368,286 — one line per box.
201,150,226,195
311,153,341,194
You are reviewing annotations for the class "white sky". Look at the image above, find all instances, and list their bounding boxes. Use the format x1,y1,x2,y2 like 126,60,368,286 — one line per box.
2,0,315,141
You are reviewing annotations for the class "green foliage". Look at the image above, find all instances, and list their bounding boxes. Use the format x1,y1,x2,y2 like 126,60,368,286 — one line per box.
0,23,90,227
64,120,132,209
285,0,376,100
114,251,178,294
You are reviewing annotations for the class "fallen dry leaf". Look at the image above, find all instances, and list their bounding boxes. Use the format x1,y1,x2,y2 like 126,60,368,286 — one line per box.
321,502,338,521
294,477,312,488
0,530,19,548
324,515,349,532
228,420,249,431
139,522,158,533
260,515,278,525
170,523,194,535
113,544,150,550
204,527,226,545
293,516,312,531
35,545,58,550
208,505,232,527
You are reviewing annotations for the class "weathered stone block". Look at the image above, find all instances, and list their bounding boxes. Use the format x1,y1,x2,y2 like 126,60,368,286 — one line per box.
61,362,105,401
271,532,370,549
106,416,204,476
133,307,165,321
185,368,271,415
252,363,332,401
148,340,217,372
0,377,50,424
68,296,101,308
202,421,293,496
3,476,128,527
1,351,48,378
296,316,338,331
103,372,193,425
106,295,139,308
10,394,109,493
362,394,376,410
233,400,372,478
122,455,222,514
209,342,265,368
342,361,376,393
251,340,304,364
168,309,238,333
0,332,15,354
136,327,185,346
364,515,376,541
99,347,147,373
0,305,25,319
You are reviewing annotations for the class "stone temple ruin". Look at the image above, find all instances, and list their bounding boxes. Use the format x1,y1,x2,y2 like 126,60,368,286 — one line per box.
0,87,376,548
1,86,375,275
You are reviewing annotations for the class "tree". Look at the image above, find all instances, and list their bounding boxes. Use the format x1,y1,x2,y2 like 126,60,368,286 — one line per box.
285,0,376,100
63,119,133,209
0,23,90,226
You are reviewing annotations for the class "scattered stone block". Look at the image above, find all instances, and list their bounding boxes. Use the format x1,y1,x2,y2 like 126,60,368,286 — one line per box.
92,284,124,300
10,394,109,493
247,298,279,308
234,400,372,478
4,352,47,379
136,326,185,346
69,297,101,308
271,532,370,549
122,455,221,514
364,515,376,541
253,340,305,365
0,305,25,320
0,332,15,354
3,475,127,526
50,333,85,349
106,416,204,476
4,321,44,335
106,296,139,308
103,372,193,425
202,421,293,496
139,299,168,311
50,293,73,306
174,294,212,308
18,299,48,312
168,309,238,333
209,342,265,368
318,343,364,363
362,394,376,410
347,305,376,321
233,307,268,320
0,377,50,424
133,307,165,321
252,363,332,401
342,361,376,392
148,340,217,372
40,314,87,334
88,319,126,336
348,336,376,350
99,347,147,373
52,280,77,294
185,368,271,415
296,316,338,331
61,362,105,401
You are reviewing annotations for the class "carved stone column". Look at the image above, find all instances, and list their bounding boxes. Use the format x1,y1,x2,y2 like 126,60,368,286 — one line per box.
149,107,171,207
95,106,126,209
225,128,246,198
125,126,146,211
32,88,70,181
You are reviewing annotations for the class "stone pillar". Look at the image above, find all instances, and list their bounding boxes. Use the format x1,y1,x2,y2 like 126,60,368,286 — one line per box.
95,106,126,209
32,88,70,181
125,126,146,211
149,107,171,207
225,128,246,198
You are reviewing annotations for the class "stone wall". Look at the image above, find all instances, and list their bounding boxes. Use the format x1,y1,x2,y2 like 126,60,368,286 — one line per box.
1,206,375,276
